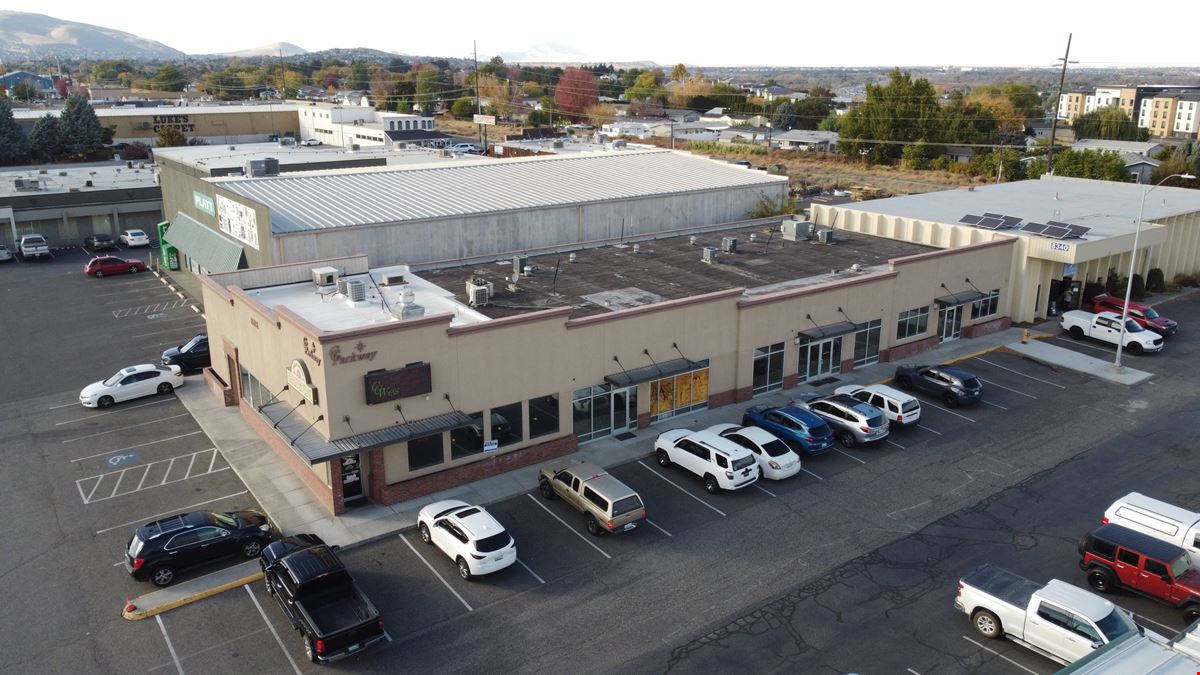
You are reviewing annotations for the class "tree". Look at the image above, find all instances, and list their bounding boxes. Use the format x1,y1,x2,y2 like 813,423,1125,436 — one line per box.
451,98,476,119
1151,158,1198,188
59,94,104,156
817,111,841,132
940,96,998,146
554,68,599,121
772,102,796,130
972,148,1025,182
1073,107,1147,141
1026,149,1128,181
585,103,616,129
0,99,31,164
670,63,688,82
11,82,36,102
526,109,550,127
838,69,942,163
792,95,833,130
479,56,507,79
29,113,63,161
350,61,371,91
624,70,666,104
151,64,186,92
901,140,931,169
414,65,441,115
156,126,187,147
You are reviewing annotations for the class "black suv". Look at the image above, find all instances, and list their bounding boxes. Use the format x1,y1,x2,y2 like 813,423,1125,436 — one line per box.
161,334,210,372
125,510,273,586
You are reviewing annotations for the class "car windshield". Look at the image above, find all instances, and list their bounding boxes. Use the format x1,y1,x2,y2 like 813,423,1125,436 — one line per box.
1172,553,1192,579
612,495,644,516
206,511,237,527
732,455,756,471
475,533,511,553
1124,319,1144,332
762,440,792,457
102,370,127,386
183,335,205,351
127,536,144,558
1144,307,1160,320
1094,608,1137,641
961,377,981,390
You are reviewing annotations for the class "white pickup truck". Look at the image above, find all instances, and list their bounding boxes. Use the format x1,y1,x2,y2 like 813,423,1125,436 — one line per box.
956,564,1141,665
1060,309,1163,354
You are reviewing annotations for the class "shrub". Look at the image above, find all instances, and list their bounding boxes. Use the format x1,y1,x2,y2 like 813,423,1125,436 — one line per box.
1146,268,1165,293
1105,268,1126,295
1131,273,1145,300
120,142,151,160
1174,273,1200,288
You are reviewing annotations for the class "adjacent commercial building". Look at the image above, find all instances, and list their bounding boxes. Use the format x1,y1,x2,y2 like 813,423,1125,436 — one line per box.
811,175,1200,323
199,219,1014,514
12,103,301,146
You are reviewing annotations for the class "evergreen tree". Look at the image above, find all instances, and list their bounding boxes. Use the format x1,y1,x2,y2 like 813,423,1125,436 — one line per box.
59,94,104,156
0,98,31,164
29,113,63,161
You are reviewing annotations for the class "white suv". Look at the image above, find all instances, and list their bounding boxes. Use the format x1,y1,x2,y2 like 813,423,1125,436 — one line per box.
417,500,516,580
654,429,760,493
834,383,921,428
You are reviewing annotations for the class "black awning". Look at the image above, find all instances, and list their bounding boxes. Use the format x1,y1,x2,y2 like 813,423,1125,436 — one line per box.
798,320,857,341
934,290,987,308
330,411,477,457
604,357,695,388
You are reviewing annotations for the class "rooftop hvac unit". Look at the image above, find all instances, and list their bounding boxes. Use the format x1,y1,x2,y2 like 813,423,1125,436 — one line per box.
395,288,425,318
336,278,350,296
345,279,366,302
817,229,834,244
466,279,493,307
701,246,720,264
440,149,452,157
512,255,529,277
350,144,360,151
613,140,627,148
312,266,339,287
721,236,737,253
245,159,267,177
263,157,280,175
381,274,406,286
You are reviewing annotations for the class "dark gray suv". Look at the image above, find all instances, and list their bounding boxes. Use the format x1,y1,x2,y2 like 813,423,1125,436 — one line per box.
792,393,889,448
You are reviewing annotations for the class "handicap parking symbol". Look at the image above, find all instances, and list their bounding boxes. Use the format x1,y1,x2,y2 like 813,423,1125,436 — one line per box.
146,313,164,320
106,453,138,467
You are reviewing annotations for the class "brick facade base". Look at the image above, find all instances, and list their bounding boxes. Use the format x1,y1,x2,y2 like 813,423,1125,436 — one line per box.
782,373,799,389
202,367,236,407
840,358,855,375
963,316,1011,338
880,335,940,363
238,399,341,516
369,435,578,505
708,388,736,408
733,386,754,403
638,412,650,429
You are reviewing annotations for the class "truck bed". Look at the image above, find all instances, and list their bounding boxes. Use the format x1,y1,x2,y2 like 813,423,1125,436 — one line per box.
962,563,1042,609
296,579,379,638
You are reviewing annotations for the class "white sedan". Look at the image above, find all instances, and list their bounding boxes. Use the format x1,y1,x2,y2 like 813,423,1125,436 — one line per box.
417,500,516,580
706,423,802,480
301,138,322,146
119,229,150,247
80,364,184,408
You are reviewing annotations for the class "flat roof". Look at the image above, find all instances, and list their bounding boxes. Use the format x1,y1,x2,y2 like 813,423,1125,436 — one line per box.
0,162,159,197
420,223,934,319
494,138,659,155
246,264,489,332
12,103,299,121
834,175,1200,239
210,149,789,235
153,142,459,172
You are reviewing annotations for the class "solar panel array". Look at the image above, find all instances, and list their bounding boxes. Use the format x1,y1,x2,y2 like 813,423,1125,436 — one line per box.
961,213,1091,240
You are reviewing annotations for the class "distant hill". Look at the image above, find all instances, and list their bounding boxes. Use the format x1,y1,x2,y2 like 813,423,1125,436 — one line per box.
224,42,307,58
0,11,184,59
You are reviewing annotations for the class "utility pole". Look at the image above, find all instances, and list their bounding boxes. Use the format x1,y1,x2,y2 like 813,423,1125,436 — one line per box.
474,41,482,147
1047,33,1074,175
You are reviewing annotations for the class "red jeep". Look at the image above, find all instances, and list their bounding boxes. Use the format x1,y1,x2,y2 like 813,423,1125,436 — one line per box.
1091,294,1178,337
1079,523,1200,624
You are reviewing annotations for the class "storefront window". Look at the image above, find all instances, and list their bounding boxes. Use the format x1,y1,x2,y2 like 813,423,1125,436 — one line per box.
896,306,929,340
971,290,1000,319
853,319,882,367
492,402,523,447
450,411,485,459
752,343,785,395
238,366,271,408
407,433,444,471
573,385,615,442
528,394,560,439
650,360,709,422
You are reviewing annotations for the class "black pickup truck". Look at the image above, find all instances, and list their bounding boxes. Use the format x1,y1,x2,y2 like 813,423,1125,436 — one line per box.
260,534,387,664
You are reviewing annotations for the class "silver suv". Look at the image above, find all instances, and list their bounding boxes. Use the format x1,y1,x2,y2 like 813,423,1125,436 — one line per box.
792,393,889,448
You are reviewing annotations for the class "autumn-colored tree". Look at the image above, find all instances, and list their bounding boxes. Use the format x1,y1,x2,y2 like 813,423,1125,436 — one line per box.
55,77,72,98
670,63,688,81
966,91,1025,140
554,68,599,121
669,76,711,108
476,74,515,117
156,126,187,147
585,103,616,129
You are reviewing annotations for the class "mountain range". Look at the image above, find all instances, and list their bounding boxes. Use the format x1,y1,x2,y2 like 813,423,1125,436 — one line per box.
0,11,184,60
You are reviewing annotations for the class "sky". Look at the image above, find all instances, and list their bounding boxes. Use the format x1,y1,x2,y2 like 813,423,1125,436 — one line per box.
14,0,1200,68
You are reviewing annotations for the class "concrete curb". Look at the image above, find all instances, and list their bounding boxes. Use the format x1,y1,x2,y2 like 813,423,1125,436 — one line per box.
122,569,264,621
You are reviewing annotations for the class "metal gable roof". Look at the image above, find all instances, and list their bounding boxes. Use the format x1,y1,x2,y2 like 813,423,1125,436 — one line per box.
211,151,787,235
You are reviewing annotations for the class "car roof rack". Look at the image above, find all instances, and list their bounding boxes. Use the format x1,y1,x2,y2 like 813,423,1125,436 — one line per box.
144,514,190,538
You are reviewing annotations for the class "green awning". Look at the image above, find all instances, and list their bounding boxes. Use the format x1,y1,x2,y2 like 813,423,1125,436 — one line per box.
164,212,246,273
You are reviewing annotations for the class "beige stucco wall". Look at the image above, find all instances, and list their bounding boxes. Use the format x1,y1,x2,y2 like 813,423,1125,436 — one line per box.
105,108,300,145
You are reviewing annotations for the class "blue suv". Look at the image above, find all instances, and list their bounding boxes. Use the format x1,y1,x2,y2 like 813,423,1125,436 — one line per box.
742,405,835,456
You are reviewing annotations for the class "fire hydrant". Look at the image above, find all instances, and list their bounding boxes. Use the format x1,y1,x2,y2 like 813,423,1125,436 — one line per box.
1022,328,1030,344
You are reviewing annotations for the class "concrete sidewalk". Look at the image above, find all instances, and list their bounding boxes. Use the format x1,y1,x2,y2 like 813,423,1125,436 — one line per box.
174,320,1150,552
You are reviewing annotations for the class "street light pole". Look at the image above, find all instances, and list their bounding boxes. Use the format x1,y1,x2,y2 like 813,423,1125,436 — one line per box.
1113,173,1196,371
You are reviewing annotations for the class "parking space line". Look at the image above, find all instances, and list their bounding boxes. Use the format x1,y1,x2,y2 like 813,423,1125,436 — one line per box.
645,518,673,537
636,460,727,517
1052,336,1115,355
54,397,173,425
245,586,304,675
184,452,198,479
108,470,126,499
525,494,613,559
83,476,102,503
95,490,248,534
753,483,777,498
207,449,218,474
983,400,1009,411
398,534,474,611
516,558,546,584
61,412,191,444
77,449,225,504
111,298,192,318
146,629,269,673
800,467,823,480
155,615,185,675
907,669,921,675
834,448,867,464
48,400,81,410
919,400,976,422
978,378,1037,399
960,635,1040,675
135,464,153,491
916,424,943,436
1134,612,1177,634
886,439,906,449
974,357,1067,388
70,431,203,463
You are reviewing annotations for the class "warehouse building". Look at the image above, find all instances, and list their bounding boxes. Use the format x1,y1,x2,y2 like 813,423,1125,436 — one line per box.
198,220,1015,515
811,175,1200,323
13,103,301,146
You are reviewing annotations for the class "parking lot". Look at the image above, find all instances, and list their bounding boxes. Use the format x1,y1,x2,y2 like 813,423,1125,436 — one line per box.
0,251,258,673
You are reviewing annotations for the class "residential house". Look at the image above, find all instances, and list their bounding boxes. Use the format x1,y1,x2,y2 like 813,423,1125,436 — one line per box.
945,146,978,164
773,129,838,152
1071,138,1164,158
1123,154,1161,184
651,121,719,142
601,121,656,139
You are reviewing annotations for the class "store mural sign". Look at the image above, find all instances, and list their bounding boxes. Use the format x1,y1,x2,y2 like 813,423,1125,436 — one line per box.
287,359,318,405
215,194,260,250
364,362,432,405
193,191,216,216
331,341,377,366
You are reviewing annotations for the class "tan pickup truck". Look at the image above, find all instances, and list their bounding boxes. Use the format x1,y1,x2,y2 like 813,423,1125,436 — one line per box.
537,460,646,535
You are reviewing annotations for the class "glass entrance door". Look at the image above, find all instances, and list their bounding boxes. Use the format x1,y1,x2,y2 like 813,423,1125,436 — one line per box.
611,386,637,432
799,337,842,383
938,304,964,343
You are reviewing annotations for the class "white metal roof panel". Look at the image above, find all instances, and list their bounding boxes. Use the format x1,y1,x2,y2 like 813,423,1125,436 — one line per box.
210,150,787,235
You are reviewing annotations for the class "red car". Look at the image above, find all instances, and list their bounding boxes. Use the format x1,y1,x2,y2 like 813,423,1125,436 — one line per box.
84,256,147,277
1092,293,1178,337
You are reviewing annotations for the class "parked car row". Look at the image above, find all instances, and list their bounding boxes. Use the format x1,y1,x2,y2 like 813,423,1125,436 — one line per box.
955,492,1200,667
1058,295,1180,355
